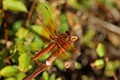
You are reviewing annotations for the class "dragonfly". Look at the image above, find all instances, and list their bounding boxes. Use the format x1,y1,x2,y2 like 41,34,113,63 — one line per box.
23,3,78,80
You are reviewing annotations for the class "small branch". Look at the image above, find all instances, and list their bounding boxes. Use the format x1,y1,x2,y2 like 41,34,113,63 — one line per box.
1,0,8,48
26,0,38,26
89,16,120,35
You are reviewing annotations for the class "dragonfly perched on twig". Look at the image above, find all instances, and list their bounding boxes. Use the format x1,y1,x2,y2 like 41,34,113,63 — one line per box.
23,3,78,80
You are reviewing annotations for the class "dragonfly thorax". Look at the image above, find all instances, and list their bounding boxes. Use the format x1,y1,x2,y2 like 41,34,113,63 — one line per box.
53,33,70,44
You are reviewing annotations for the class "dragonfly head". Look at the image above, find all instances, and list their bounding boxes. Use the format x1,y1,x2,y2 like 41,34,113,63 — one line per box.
70,36,78,42
65,31,71,37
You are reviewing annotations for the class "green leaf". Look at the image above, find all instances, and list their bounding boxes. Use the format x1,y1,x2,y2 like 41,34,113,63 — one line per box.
75,62,82,69
70,0,89,10
17,72,26,80
15,27,29,39
96,43,106,57
49,73,56,80
105,61,114,77
30,35,44,51
30,42,41,51
0,66,18,77
38,52,51,61
94,59,104,69
54,59,64,70
105,60,120,77
42,71,49,80
3,0,27,12
81,75,89,80
13,21,22,31
10,50,19,63
9,20,22,36
56,77,62,80
114,60,120,70
83,29,95,48
5,77,16,80
17,44,27,55
105,0,116,8
18,53,31,72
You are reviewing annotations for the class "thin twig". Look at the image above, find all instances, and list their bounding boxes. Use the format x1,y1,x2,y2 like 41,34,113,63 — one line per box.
26,0,38,26
1,0,8,48
89,16,120,35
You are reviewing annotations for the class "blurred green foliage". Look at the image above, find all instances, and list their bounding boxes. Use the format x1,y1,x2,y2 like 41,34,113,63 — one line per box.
94,59,104,69
0,10,2,27
16,27,29,39
105,60,120,77
69,0,90,10
54,59,64,70
42,71,61,80
97,0,116,8
59,14,69,34
16,72,26,80
0,0,120,80
9,21,22,36
0,66,18,77
5,77,16,80
18,53,31,72
83,29,96,48
96,43,106,57
3,0,27,12
75,62,82,69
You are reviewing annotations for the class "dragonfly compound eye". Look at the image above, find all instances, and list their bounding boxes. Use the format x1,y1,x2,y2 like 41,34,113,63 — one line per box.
71,36,78,42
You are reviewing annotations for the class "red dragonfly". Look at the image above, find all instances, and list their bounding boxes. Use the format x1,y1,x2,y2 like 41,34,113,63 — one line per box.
24,3,78,80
